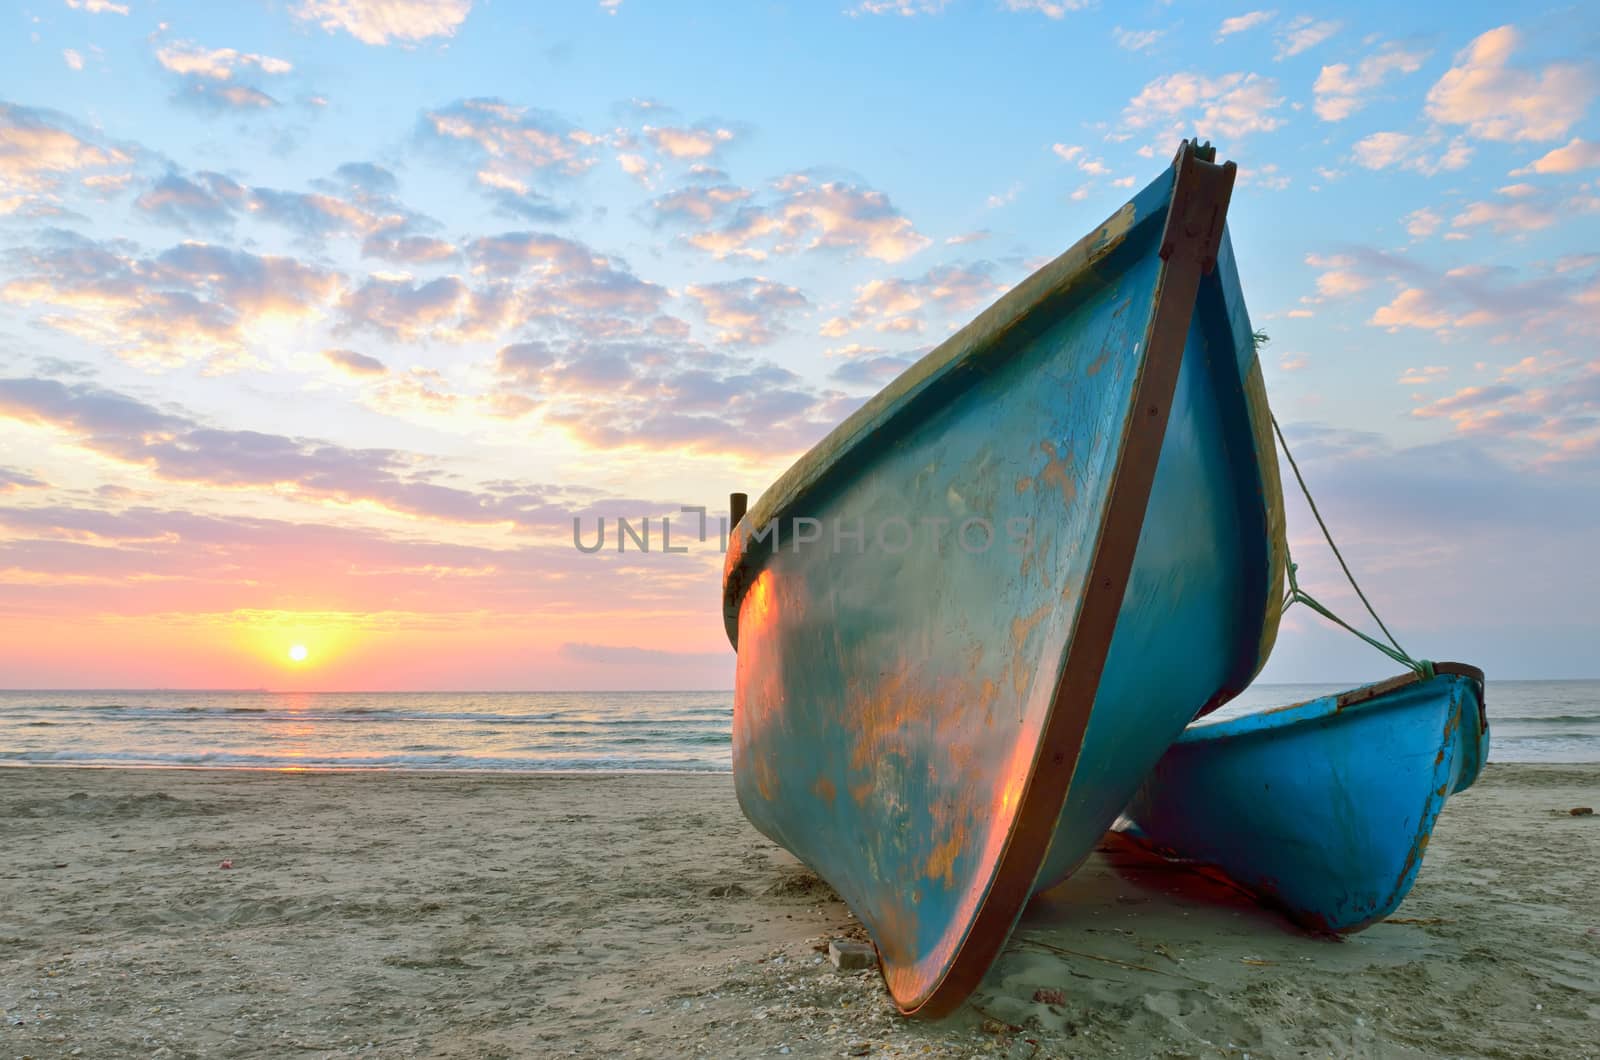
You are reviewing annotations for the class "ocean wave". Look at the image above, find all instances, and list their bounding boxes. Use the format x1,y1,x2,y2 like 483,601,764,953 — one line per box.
0,706,733,727
1490,714,1600,726
0,748,732,772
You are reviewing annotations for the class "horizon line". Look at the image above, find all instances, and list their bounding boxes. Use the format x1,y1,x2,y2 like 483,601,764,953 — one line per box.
3,676,1597,695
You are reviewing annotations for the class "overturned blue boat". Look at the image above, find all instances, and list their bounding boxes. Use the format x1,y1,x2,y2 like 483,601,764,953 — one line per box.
721,141,1287,1016
1122,664,1488,933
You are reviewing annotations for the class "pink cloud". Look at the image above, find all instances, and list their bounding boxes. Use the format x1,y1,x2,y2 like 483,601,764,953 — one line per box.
1124,71,1285,141
683,278,809,346
660,173,930,264
292,0,472,47
1425,26,1596,143
1313,45,1428,121
1512,138,1600,176
2,233,342,368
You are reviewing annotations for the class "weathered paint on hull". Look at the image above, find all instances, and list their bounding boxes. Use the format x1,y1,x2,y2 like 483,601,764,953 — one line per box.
722,143,1285,1016
1121,665,1489,933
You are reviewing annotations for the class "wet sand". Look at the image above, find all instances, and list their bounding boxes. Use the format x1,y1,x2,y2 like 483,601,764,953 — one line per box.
1,764,1596,1058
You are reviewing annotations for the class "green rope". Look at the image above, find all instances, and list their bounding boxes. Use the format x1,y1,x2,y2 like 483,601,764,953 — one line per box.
1269,413,1435,680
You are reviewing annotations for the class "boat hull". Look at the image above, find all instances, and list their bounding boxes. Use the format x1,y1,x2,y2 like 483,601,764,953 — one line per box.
723,143,1284,1015
1121,665,1489,933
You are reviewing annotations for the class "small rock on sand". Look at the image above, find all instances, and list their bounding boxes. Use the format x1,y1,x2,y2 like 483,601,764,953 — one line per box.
828,939,875,972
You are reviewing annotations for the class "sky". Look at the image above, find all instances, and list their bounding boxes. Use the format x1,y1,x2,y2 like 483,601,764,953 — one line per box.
1,0,1596,690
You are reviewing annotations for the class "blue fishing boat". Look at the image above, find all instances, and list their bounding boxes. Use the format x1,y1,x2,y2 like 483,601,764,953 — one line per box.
1121,664,1488,933
720,141,1288,1016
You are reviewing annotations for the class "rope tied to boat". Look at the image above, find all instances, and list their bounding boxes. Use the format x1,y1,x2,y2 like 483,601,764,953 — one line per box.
1268,412,1435,681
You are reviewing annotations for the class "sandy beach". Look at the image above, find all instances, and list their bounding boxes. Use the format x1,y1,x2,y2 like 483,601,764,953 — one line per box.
1,765,1596,1059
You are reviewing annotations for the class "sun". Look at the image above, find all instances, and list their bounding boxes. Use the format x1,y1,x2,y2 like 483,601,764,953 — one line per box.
288,644,309,663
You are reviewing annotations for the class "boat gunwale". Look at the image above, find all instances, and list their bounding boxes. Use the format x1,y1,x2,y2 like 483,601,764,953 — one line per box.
1178,661,1486,745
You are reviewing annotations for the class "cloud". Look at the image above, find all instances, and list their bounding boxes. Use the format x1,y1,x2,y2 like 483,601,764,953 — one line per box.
247,187,385,238
63,49,85,71
1424,25,1595,143
366,366,462,417
1397,365,1449,385
0,502,703,626
2,231,343,367
1112,26,1163,52
463,230,667,318
1350,130,1473,175
64,0,128,13
0,467,47,493
1001,0,1092,17
493,341,552,383
490,338,851,458
1313,45,1428,121
642,123,736,160
1253,423,1600,680
828,351,919,388
152,38,295,111
822,261,1010,336
1408,369,1600,447
614,151,654,185
131,164,454,264
1052,143,1110,177
1511,138,1600,176
683,278,809,346
421,98,596,178
660,172,930,264
1293,243,1596,346
155,41,292,80
985,183,1021,209
291,0,473,46
325,229,670,346
1350,131,1412,168
1403,206,1442,238
0,377,587,529
338,275,495,343
649,184,752,224
609,116,747,188
1450,185,1600,236
1305,253,1370,298
1124,71,1285,140
180,83,280,110
1274,15,1339,60
133,170,247,230
1361,251,1598,339
466,231,599,277
1215,10,1275,41
361,229,457,264
331,161,400,196
848,0,951,14
1237,161,1289,190
418,98,596,214
323,348,388,377
0,102,134,212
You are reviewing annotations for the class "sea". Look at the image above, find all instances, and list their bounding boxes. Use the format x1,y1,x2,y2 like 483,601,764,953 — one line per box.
0,681,1596,772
